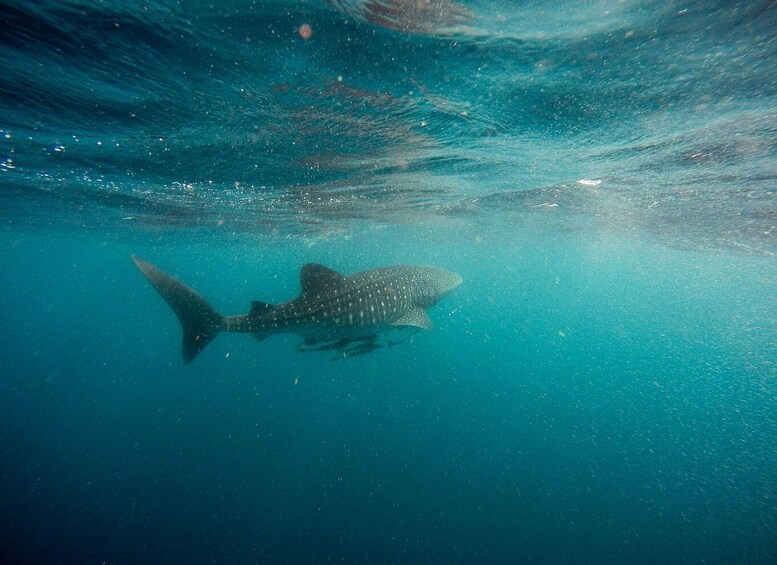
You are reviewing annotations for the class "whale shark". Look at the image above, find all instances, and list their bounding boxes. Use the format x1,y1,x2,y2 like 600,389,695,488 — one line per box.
132,255,462,363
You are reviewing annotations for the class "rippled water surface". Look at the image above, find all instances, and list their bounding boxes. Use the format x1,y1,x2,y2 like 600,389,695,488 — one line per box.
1,1,776,563
3,0,775,250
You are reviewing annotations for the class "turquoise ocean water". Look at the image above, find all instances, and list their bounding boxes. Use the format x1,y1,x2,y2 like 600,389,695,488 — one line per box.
1,1,776,563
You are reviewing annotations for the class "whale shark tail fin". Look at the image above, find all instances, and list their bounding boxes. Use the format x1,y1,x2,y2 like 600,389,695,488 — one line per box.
132,255,225,364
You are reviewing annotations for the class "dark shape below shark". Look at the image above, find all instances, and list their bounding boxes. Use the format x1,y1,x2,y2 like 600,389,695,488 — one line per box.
132,255,462,364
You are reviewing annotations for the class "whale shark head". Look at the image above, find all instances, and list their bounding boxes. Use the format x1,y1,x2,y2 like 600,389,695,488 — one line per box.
409,266,463,308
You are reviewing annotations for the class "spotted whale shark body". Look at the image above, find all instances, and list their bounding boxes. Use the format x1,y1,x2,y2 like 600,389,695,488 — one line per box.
132,256,462,363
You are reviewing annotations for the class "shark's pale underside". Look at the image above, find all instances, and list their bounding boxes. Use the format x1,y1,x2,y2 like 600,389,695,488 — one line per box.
132,256,462,363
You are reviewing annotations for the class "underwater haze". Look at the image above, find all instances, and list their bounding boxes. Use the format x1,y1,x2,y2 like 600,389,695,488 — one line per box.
1,1,776,563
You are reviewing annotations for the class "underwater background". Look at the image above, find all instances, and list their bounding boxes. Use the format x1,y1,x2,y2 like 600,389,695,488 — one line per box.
1,1,776,563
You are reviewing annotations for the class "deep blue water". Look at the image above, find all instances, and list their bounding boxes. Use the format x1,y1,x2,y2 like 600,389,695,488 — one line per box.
1,1,776,563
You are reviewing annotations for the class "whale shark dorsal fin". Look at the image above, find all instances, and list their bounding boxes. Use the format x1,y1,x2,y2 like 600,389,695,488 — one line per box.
300,263,346,294
392,307,433,330
250,301,274,315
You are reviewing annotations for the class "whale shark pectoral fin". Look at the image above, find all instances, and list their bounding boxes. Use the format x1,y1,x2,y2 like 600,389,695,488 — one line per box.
392,307,433,330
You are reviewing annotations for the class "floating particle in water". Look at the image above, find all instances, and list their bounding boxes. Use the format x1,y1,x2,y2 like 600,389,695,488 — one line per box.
298,24,313,40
